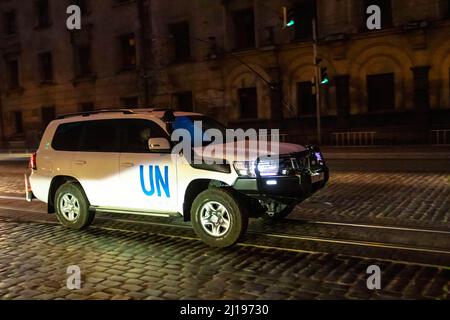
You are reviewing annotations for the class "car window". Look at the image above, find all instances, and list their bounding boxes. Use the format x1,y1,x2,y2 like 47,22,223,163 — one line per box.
121,119,169,153
52,122,84,151
173,116,227,146
79,120,121,153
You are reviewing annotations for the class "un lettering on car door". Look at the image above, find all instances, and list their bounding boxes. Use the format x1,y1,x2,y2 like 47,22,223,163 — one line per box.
119,154,177,213
139,165,170,198
118,119,177,213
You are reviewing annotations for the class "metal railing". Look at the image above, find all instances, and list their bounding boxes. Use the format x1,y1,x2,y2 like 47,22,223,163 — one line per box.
331,132,377,147
430,130,450,145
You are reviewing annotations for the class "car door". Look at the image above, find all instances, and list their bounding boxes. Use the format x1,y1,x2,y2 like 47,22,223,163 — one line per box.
71,119,122,208
118,119,178,214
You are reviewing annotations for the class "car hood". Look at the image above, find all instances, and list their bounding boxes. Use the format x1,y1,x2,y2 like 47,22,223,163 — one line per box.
192,140,307,162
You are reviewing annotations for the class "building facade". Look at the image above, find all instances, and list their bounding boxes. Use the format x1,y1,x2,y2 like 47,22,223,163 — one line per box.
1,0,450,147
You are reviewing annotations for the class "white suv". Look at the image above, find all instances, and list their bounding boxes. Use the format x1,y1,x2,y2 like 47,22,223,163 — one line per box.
29,109,329,247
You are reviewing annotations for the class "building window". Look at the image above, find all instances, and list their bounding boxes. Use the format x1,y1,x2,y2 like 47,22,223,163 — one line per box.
73,0,88,14
364,0,392,29
447,0,450,18
39,52,53,82
41,106,56,129
293,0,316,41
120,33,136,70
233,8,255,50
35,0,51,28
169,22,191,61
75,45,92,77
174,91,193,112
412,66,431,111
6,59,20,89
121,96,139,108
14,111,23,134
367,73,395,112
335,75,350,117
238,87,258,119
80,102,95,112
297,81,316,115
4,10,16,35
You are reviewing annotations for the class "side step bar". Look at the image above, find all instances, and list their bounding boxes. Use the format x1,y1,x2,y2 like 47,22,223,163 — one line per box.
90,206,180,218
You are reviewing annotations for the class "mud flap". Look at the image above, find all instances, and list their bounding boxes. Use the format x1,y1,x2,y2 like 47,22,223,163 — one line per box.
24,174,34,202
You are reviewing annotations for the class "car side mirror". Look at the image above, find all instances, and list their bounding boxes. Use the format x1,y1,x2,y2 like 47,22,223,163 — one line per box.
148,138,171,152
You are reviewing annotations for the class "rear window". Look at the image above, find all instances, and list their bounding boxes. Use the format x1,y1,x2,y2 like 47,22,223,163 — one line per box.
52,120,121,152
80,120,120,152
52,122,84,151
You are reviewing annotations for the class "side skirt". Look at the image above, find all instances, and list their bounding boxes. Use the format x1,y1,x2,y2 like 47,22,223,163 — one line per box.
90,206,181,219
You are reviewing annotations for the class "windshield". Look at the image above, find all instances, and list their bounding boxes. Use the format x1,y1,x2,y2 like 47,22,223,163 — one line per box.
172,116,228,146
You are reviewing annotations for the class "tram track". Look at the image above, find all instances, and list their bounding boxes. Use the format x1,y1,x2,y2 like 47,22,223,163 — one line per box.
0,203,449,268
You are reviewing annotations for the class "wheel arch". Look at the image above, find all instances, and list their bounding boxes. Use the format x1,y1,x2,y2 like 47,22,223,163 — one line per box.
182,179,231,222
47,176,82,214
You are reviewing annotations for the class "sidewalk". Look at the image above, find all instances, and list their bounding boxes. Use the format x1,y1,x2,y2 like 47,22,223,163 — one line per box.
321,145,450,160
0,154,30,162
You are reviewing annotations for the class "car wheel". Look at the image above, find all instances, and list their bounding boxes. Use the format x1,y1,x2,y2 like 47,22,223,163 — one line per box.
55,182,94,230
191,188,248,248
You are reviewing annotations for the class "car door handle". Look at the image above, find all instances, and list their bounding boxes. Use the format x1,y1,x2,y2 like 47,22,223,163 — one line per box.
121,162,134,168
74,160,87,165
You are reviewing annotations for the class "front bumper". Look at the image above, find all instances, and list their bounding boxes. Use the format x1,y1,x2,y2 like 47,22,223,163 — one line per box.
233,166,329,202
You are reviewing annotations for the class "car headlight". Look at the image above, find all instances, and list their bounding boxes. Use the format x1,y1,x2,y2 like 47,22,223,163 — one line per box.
234,157,296,178
256,159,280,177
233,161,257,178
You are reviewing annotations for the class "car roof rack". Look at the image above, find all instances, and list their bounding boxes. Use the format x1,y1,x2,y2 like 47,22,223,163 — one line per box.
56,109,135,120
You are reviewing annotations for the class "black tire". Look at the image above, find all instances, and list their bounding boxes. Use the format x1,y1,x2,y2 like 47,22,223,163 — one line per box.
54,182,95,230
191,188,248,248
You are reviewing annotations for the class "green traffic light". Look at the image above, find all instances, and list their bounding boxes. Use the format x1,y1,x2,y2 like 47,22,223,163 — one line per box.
286,19,295,27
321,78,329,85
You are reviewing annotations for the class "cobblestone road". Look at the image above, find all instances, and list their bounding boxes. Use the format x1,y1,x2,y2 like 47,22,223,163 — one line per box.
0,161,448,300
0,219,448,300
2,162,449,228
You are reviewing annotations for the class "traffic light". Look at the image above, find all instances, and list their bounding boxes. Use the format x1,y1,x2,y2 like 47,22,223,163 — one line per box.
282,6,296,28
320,67,329,85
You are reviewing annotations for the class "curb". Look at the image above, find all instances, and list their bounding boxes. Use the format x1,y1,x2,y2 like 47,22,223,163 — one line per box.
323,152,450,160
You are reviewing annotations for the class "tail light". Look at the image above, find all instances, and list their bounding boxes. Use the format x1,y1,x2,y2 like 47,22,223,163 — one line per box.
30,153,37,170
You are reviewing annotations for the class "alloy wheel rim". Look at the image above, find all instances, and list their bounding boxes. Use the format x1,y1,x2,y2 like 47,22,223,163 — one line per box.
200,201,231,238
59,193,81,222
